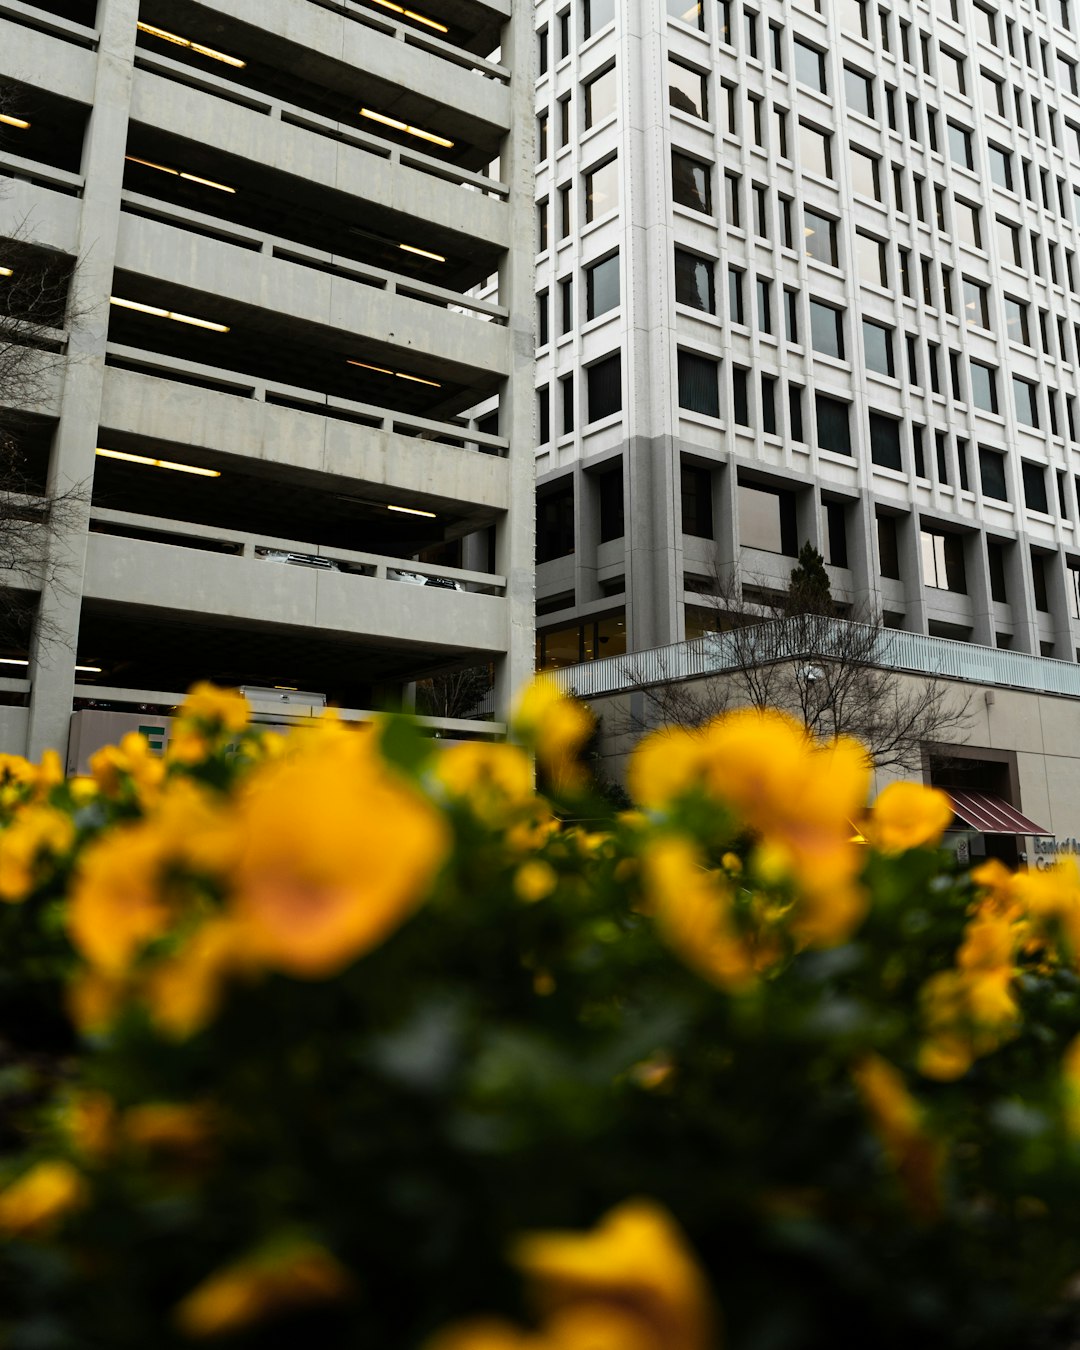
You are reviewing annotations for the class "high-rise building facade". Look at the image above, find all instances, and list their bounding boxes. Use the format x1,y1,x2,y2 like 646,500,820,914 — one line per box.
0,0,535,761
534,0,1080,673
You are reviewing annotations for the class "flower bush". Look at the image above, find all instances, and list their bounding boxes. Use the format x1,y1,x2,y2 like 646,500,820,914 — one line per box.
2,684,1080,1348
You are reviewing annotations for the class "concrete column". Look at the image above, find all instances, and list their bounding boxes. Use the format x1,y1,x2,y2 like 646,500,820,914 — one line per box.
1044,548,1074,657
1005,537,1040,655
26,0,139,759
895,512,929,634
966,531,996,647
848,492,879,614
626,434,681,647
493,2,537,722
574,461,600,605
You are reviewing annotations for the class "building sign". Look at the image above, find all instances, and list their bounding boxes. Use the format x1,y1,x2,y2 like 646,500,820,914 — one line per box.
1033,836,1080,870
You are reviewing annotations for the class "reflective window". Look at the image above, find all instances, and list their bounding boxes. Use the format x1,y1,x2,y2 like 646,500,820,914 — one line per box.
809,300,844,359
584,65,617,127
586,253,620,319
674,249,715,312
668,59,707,119
585,157,619,221
672,151,712,213
803,208,838,265
863,319,895,376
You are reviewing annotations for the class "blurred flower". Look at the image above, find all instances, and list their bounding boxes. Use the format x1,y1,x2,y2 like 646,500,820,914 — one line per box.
1062,1036,1080,1138
865,782,955,854
0,1161,87,1238
641,837,757,992
0,805,75,902
426,1321,534,1350
512,1199,713,1350
436,742,536,824
89,732,165,801
174,1240,352,1339
852,1054,943,1221
142,918,251,1040
66,968,127,1036
515,860,558,903
63,1090,116,1164
123,1102,216,1158
178,683,250,734
67,825,175,973
513,680,594,792
626,727,705,811
227,731,449,978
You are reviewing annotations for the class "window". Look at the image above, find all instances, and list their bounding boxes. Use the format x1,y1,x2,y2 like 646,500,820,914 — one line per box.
667,0,704,26
597,464,624,541
674,249,715,312
558,97,571,148
1004,297,1030,345
794,39,826,91
559,277,573,334
739,482,798,554
728,267,745,324
537,111,548,162
948,121,974,170
803,208,838,266
772,107,789,158
668,59,707,119
538,198,549,252
988,144,1013,190
584,0,615,39
559,8,571,57
561,373,575,435
855,230,888,286
825,500,848,568
723,170,741,227
921,529,967,591
979,445,1009,500
538,386,550,445
798,122,832,177
845,66,875,119
1069,563,1080,620
537,479,574,562
756,277,772,333
935,430,949,484
988,541,1008,603
809,300,844,359
538,26,549,76
559,184,572,237
850,147,881,199
1014,376,1039,427
753,183,768,238
719,79,737,135
672,151,712,213
732,366,749,425
677,351,720,417
784,288,798,342
538,289,549,346
975,3,997,46
584,66,617,127
870,413,903,470
955,200,982,249
587,354,622,423
1023,460,1049,512
585,158,619,221
817,395,851,455
761,374,777,435
1033,550,1051,612
863,319,895,376
744,8,759,59
789,384,804,441
997,217,1022,266
940,48,966,95
877,514,901,579
681,464,714,537
970,361,999,413
585,255,619,320
962,277,990,328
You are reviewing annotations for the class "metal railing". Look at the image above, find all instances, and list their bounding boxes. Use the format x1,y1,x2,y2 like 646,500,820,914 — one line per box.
548,619,1080,701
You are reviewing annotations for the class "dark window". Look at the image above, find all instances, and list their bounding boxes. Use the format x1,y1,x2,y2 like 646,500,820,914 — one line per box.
761,374,777,435
1032,550,1050,611
677,351,720,417
789,384,804,441
809,300,844,358
970,361,998,414
538,386,550,445
597,464,624,541
825,500,848,568
537,480,575,562
816,394,851,455
979,446,1009,501
587,353,622,422
586,254,620,319
672,151,713,213
732,366,749,425
870,413,903,470
674,249,716,312
561,373,574,435
988,541,1008,602
681,463,714,538
538,289,549,346
877,514,901,579
1023,460,1049,513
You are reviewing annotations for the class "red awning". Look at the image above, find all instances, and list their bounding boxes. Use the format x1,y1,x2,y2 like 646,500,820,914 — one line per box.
946,790,1051,836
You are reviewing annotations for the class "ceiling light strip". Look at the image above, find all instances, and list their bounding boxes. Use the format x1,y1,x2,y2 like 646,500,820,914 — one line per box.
96,447,221,477
109,296,230,333
346,358,440,388
137,21,246,67
359,108,453,149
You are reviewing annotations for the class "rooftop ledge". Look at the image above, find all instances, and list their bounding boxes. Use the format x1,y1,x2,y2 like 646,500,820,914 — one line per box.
547,619,1080,703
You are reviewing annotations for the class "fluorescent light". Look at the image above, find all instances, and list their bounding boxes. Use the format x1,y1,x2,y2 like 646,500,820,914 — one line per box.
368,0,449,33
387,504,436,518
125,155,235,194
96,448,221,478
359,108,454,149
109,296,230,333
347,359,441,388
399,243,446,263
0,114,29,130
0,267,11,278
137,21,246,67
76,665,103,674
0,658,28,667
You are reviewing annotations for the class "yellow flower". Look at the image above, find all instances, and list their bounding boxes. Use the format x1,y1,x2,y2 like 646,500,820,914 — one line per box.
174,1241,351,1339
1062,1035,1080,1137
641,837,757,992
852,1054,943,1221
178,682,251,734
512,1199,713,1350
142,918,250,1041
866,782,955,854
426,1321,535,1350
0,1160,88,1238
66,968,127,1036
436,742,537,823
89,731,166,800
63,1090,117,1163
0,805,75,902
67,824,175,973
513,680,594,792
627,728,707,811
515,860,558,903
123,1102,216,1156
149,778,240,877
227,731,449,978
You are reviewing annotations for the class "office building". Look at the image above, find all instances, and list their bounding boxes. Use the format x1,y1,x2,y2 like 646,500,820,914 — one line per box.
534,0,1080,848
0,0,535,762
